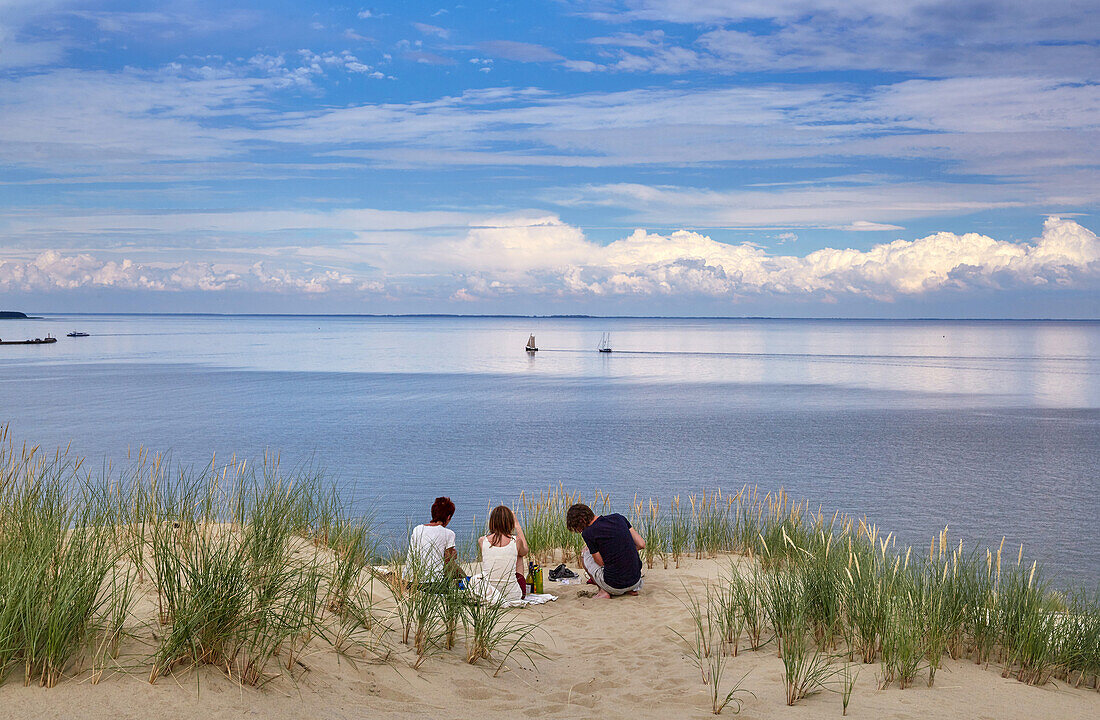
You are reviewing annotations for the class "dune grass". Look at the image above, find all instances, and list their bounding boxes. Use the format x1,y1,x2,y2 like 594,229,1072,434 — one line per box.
0,429,1097,711
672,584,753,714
0,433,549,688
675,500,1100,706
0,440,121,687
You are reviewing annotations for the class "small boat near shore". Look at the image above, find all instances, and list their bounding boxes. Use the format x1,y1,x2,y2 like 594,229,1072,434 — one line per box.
0,334,57,346
525,334,538,352
598,332,612,353
67,331,90,337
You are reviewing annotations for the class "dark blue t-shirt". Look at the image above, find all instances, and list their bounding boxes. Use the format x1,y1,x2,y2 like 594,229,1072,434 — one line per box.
582,513,642,589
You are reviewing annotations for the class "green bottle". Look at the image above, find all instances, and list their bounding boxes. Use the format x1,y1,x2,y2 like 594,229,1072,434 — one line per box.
532,561,543,594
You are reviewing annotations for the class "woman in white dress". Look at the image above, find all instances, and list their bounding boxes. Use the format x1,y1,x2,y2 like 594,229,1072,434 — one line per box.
473,505,528,603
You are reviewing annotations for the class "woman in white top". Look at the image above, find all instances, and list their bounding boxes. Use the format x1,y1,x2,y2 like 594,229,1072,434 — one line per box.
474,505,528,602
407,496,462,583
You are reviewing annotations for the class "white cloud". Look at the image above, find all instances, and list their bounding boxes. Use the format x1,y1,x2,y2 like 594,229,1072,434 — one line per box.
359,215,1100,299
1,207,481,239
611,0,1097,44
478,41,564,63
579,1,1100,78
576,29,708,73
551,181,1028,227
64,9,257,36
0,0,71,70
3,216,1096,300
560,59,602,72
836,221,905,232
0,23,66,69
412,22,449,39
2,67,1096,218
0,252,381,294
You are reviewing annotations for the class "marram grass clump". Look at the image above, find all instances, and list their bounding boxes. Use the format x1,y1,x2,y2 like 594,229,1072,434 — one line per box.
0,444,118,687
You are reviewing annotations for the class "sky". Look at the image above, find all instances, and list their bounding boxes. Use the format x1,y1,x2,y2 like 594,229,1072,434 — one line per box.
0,0,1098,317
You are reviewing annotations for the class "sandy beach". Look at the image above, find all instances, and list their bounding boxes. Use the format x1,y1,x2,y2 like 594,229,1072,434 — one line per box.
2,552,1096,720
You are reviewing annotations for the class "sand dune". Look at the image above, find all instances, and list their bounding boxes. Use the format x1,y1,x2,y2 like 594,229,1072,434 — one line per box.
1,555,1097,720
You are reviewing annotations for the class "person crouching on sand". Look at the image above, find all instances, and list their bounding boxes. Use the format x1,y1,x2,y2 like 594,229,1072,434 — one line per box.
408,496,464,584
566,502,645,599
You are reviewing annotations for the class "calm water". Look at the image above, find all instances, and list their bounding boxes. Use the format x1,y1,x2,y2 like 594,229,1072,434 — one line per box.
1,315,1098,586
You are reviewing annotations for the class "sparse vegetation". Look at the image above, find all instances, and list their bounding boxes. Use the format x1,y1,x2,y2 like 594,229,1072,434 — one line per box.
0,428,1097,716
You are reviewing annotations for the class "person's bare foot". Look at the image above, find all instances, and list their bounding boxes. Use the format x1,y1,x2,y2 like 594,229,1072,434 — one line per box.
626,590,640,596
594,589,612,599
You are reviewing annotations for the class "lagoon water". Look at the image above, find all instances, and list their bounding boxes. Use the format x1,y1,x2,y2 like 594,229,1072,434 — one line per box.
1,314,1097,586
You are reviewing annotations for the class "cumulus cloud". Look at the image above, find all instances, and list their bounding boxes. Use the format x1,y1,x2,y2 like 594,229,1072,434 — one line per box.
382,215,1100,300
0,252,381,295
2,217,1097,301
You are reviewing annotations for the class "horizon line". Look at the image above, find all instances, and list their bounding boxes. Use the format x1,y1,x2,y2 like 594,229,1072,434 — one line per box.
17,312,1100,322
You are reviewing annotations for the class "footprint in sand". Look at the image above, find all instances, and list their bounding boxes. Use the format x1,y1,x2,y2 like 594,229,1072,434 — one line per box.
455,686,494,701
652,676,681,691
527,703,574,717
568,678,601,696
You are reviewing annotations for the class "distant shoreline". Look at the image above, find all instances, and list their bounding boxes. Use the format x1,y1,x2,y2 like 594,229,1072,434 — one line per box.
20,312,1100,322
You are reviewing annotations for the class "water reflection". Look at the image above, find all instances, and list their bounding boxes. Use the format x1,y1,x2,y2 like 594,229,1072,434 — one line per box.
0,315,1096,584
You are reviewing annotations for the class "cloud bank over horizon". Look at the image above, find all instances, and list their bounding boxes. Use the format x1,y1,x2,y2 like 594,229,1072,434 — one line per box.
3,217,1096,308
0,0,1097,315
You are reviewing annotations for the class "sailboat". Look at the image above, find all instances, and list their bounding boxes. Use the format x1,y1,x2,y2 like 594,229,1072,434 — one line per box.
525,334,538,352
597,332,612,353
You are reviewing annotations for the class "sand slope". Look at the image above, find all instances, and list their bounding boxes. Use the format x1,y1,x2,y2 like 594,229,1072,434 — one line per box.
1,556,1097,720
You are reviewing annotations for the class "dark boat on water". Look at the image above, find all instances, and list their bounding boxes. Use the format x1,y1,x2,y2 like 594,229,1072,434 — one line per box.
0,334,57,346
598,332,612,353
525,334,538,352
67,331,90,337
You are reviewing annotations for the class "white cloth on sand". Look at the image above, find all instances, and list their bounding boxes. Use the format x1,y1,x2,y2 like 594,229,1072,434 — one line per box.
513,592,556,607
467,573,558,608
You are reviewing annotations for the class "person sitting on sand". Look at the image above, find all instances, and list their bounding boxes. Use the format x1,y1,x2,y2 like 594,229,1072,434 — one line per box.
472,504,529,602
566,503,645,599
408,496,464,583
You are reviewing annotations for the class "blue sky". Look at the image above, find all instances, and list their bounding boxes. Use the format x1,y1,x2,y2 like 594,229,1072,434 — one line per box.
0,0,1098,316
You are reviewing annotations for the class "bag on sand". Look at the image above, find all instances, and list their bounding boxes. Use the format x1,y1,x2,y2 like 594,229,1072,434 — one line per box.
548,563,578,581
